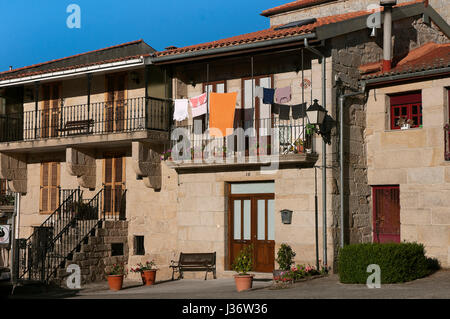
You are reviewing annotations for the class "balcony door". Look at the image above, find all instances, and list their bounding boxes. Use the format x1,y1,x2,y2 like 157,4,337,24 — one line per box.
228,182,275,273
105,73,127,133
103,154,126,220
41,83,61,138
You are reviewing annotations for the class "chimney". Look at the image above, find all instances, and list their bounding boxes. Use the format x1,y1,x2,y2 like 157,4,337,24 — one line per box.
380,0,397,72
9,66,13,71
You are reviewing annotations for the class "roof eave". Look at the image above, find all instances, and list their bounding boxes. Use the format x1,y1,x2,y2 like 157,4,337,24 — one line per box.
360,66,450,87
150,32,317,65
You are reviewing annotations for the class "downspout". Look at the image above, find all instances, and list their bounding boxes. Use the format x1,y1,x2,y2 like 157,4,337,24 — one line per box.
381,0,397,72
337,84,366,248
304,38,327,267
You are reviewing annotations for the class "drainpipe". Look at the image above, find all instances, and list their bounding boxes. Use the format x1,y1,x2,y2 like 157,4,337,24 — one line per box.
304,38,327,267
381,0,397,72
338,84,366,248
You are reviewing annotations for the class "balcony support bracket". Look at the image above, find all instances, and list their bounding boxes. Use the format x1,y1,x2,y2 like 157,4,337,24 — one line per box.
0,153,27,194
66,147,96,190
132,141,162,191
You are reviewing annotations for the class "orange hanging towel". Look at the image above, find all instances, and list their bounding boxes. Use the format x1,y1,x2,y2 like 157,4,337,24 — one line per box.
208,92,238,137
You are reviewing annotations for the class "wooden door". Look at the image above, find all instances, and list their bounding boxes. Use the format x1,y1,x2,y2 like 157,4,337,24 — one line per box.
373,186,400,243
40,162,60,214
105,73,127,133
41,83,61,138
229,194,275,272
103,155,125,220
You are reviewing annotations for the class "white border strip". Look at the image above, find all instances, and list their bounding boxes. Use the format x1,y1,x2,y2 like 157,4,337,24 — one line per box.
0,57,145,87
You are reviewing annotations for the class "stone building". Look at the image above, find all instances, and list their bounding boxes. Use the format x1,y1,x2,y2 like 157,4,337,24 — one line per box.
0,0,448,285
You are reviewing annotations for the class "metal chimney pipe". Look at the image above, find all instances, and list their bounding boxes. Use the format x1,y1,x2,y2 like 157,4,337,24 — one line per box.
381,0,397,72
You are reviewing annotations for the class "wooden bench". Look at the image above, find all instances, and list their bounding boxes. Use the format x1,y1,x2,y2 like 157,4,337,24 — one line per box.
170,252,216,280
58,119,94,135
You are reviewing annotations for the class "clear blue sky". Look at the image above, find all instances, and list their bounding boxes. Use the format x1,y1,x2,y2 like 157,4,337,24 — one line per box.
0,0,288,72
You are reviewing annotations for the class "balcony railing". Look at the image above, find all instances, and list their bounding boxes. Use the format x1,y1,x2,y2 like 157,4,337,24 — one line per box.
168,117,313,162
0,97,172,143
445,124,450,161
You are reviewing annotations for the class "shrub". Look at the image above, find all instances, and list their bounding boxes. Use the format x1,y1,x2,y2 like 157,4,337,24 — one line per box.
276,243,296,271
232,245,253,275
338,242,440,284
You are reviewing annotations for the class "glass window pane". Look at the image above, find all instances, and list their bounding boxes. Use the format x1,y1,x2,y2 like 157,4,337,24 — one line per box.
231,182,275,194
394,108,399,116
401,107,407,116
268,200,275,240
257,200,266,240
233,200,241,240
243,200,251,240
216,83,225,94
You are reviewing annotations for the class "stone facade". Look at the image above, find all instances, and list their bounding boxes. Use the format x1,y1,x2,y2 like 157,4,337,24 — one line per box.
268,0,449,27
365,79,450,267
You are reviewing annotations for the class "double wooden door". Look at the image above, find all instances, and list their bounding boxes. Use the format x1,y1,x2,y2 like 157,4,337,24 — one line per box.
105,73,127,132
372,186,400,243
41,83,61,138
229,194,275,272
103,155,125,220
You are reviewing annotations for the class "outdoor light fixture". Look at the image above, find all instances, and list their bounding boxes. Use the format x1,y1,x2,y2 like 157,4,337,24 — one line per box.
280,209,293,225
306,99,327,126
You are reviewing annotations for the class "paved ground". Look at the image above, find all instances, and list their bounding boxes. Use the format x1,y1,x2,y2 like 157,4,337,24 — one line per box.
4,269,450,299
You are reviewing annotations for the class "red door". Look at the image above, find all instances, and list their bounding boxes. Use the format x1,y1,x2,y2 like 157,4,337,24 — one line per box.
372,186,400,243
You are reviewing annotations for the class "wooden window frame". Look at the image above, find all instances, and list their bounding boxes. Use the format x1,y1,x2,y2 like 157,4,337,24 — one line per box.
389,91,422,130
102,154,126,219
40,162,60,215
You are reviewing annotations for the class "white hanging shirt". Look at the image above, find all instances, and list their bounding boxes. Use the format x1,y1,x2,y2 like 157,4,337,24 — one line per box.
173,99,189,122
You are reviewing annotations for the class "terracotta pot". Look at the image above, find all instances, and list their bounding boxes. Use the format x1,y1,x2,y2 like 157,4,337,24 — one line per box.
107,275,124,291
234,274,254,292
141,270,157,286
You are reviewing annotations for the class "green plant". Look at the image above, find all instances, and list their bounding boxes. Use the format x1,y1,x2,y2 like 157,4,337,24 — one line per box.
107,263,127,276
232,245,253,275
74,201,97,220
130,260,157,273
305,123,316,136
338,242,440,284
276,243,296,271
0,194,15,206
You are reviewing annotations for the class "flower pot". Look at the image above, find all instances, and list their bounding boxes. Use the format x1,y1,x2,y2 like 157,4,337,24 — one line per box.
141,270,157,286
234,274,254,292
107,275,124,291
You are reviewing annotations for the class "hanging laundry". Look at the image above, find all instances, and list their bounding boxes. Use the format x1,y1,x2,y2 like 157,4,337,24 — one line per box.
255,86,264,99
209,92,238,137
263,88,275,105
190,93,208,118
292,103,307,119
271,103,280,115
279,104,291,120
173,99,189,122
275,86,292,104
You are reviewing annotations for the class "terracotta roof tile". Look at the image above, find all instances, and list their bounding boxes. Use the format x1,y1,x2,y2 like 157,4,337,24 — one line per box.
155,0,424,58
261,0,336,17
362,42,450,80
0,39,151,81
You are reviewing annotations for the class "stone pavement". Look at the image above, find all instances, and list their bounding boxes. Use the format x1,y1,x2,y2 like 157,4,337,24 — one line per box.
5,269,450,299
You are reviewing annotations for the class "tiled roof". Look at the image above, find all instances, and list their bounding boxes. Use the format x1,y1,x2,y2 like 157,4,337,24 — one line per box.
0,40,154,81
361,42,450,80
155,0,424,58
261,0,336,17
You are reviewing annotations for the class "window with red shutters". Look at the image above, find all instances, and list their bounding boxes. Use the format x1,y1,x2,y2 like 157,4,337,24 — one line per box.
390,91,422,130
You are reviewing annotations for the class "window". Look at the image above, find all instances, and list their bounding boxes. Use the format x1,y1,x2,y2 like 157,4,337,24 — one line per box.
40,162,60,214
111,243,124,256
390,91,422,129
134,236,145,255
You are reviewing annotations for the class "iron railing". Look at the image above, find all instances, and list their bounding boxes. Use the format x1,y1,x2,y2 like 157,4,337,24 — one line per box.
169,117,313,161
445,124,450,161
18,187,127,283
18,188,82,281
0,97,172,143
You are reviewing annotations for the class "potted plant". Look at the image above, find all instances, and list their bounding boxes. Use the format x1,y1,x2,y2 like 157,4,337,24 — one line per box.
398,117,414,130
106,263,127,291
232,245,254,292
130,260,158,286
274,243,296,279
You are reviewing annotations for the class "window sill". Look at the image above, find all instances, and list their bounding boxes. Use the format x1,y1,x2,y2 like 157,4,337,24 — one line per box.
384,127,423,133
